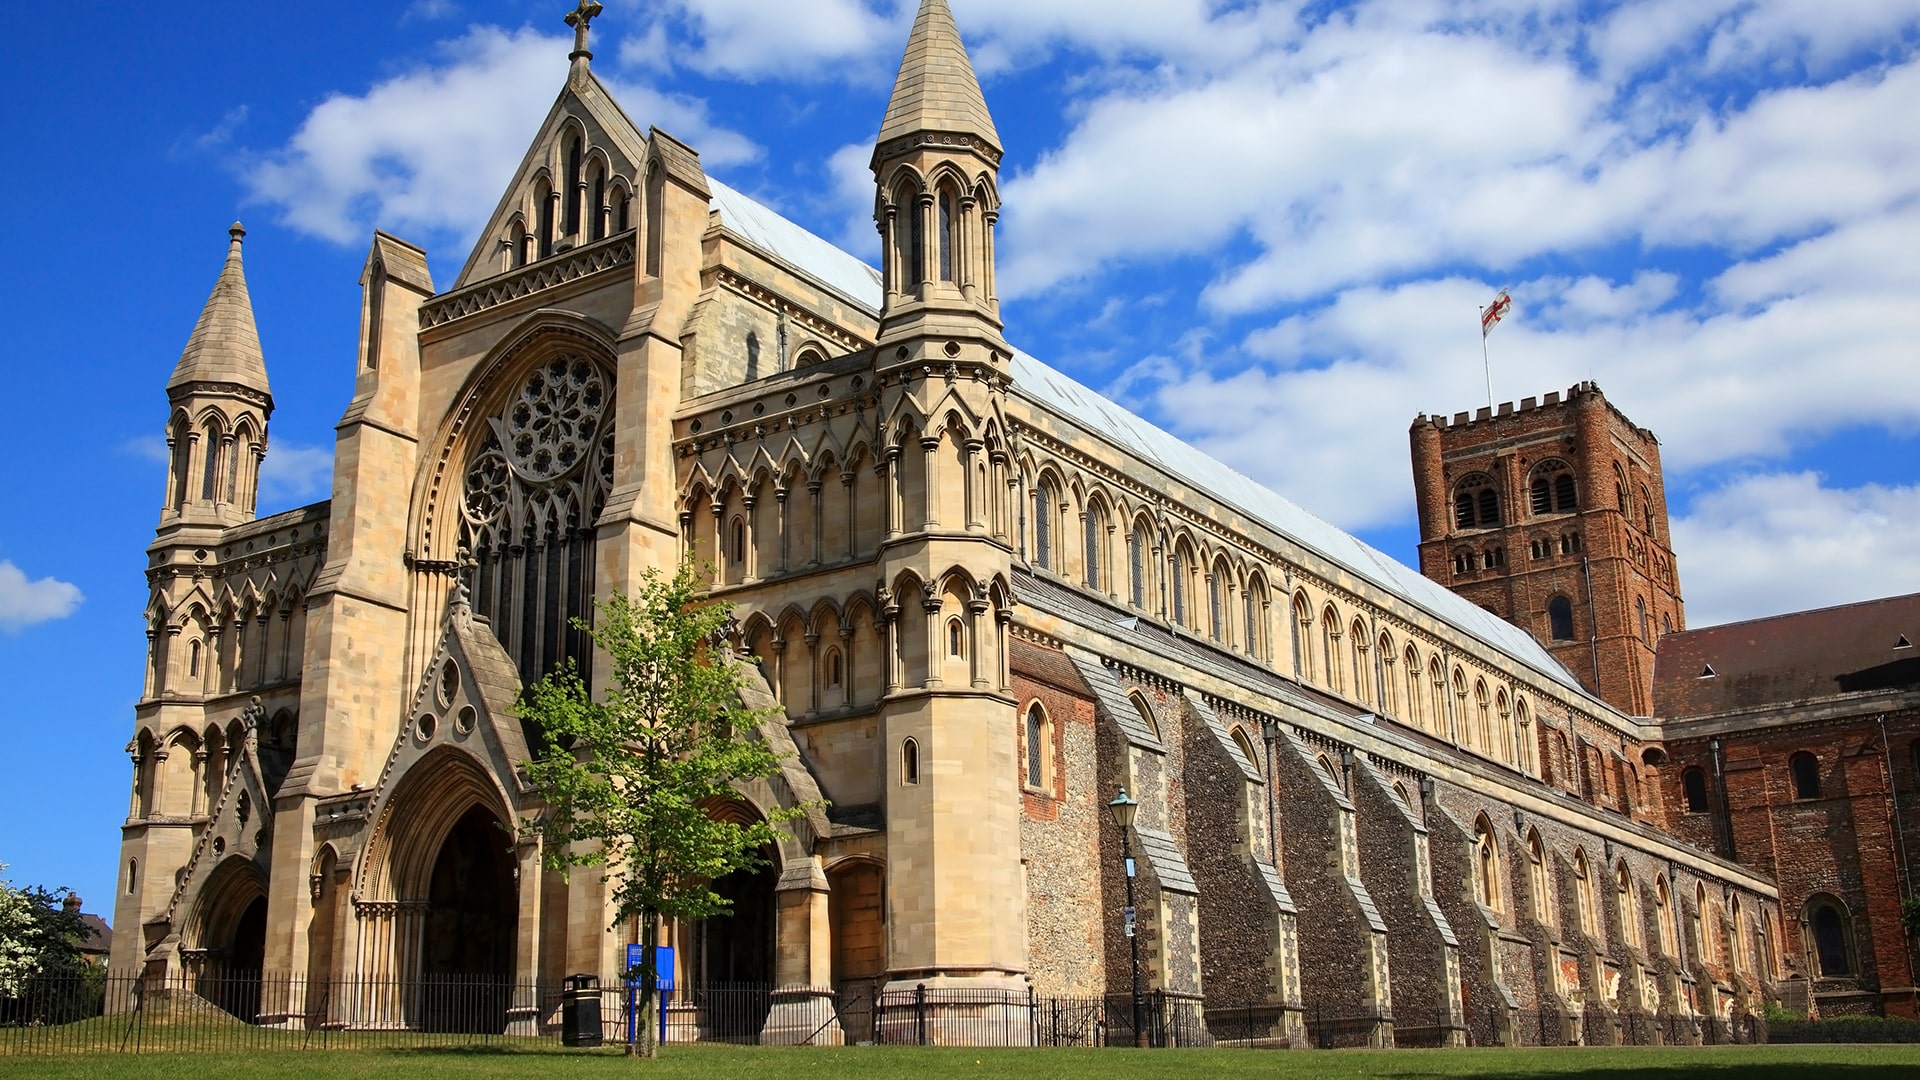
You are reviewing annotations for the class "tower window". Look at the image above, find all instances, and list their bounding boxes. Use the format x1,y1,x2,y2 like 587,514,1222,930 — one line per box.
902,738,919,786
1482,547,1506,570
1548,596,1575,641
1682,767,1709,812
948,618,965,659
1555,473,1577,511
1454,474,1501,529
938,193,956,283
1789,751,1821,800
1529,461,1576,515
1561,532,1582,555
1453,551,1473,575
1530,538,1549,560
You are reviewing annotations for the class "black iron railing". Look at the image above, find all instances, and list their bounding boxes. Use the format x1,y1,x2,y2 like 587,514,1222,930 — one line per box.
0,970,1768,1056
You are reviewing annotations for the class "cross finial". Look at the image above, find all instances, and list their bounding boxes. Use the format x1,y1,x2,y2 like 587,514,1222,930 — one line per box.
565,0,604,60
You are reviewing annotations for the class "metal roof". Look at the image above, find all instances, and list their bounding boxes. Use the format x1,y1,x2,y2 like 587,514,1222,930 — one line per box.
706,184,1595,705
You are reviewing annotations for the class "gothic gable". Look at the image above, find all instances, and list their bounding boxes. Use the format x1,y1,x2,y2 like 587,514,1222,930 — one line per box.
451,70,649,290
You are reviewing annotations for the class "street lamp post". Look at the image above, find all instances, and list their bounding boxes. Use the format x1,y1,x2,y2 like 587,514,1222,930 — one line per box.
1109,786,1148,1048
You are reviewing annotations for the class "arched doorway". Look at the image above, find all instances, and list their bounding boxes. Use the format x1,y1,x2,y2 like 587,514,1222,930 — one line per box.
829,860,885,1042
689,847,776,1039
215,896,268,1022
418,805,517,1032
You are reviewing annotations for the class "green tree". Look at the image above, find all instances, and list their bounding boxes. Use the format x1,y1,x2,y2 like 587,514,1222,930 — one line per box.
0,864,98,1023
520,560,805,1058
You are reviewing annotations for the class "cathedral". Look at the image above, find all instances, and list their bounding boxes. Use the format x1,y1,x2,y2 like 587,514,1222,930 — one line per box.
112,0,1789,1047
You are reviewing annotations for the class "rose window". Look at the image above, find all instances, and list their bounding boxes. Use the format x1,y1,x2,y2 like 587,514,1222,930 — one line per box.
501,356,606,482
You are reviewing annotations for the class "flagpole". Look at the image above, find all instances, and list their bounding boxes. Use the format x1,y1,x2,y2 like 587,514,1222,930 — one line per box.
1480,305,1494,412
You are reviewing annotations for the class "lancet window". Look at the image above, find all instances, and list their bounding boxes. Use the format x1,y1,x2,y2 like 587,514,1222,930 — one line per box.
458,353,614,685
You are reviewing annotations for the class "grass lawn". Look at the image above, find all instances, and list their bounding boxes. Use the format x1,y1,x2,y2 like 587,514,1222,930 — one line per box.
4,1043,1919,1079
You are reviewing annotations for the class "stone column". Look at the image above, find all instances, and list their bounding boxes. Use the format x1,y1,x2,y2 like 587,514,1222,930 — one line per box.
764,856,842,1045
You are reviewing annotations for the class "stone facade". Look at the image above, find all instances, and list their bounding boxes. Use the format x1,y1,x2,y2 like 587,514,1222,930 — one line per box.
111,0,1781,1048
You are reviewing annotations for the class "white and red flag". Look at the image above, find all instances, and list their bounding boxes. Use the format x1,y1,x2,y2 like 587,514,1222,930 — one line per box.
1481,288,1513,337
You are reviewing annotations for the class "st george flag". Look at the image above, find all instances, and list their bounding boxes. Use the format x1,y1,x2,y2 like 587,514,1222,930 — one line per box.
1481,288,1513,337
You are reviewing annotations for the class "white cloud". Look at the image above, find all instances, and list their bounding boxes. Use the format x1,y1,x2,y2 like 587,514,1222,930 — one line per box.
259,443,335,510
1672,473,1920,627
647,0,909,82
242,26,757,249
0,562,83,633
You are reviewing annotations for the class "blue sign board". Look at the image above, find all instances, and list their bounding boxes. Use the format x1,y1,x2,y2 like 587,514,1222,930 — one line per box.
625,943,675,990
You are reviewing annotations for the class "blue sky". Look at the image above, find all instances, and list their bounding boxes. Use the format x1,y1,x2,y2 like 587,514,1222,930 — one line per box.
2,0,1917,911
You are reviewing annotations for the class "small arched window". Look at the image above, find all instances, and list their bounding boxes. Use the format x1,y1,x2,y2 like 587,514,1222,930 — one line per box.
1615,464,1630,514
1573,848,1597,937
1655,876,1676,957
1131,693,1161,740
1171,547,1191,627
1641,485,1655,534
825,648,843,688
1474,817,1502,912
127,858,137,895
1032,483,1053,569
1527,831,1553,927
1637,595,1651,646
1616,863,1640,949
1232,728,1259,773
1085,502,1107,591
188,639,203,679
731,517,747,565
947,618,965,659
1789,751,1821,800
564,134,584,236
1808,896,1853,976
1025,703,1046,789
1129,524,1148,608
1683,766,1710,812
1208,567,1225,643
902,738,919,786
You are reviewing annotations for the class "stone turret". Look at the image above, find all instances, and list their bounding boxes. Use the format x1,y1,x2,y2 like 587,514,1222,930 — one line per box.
160,224,273,529
871,0,1006,352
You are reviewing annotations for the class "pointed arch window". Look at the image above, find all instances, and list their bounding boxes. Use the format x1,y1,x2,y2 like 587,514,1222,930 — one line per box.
1573,849,1598,938
938,192,956,283
1474,817,1502,912
1129,525,1147,608
1085,502,1107,591
1130,693,1161,741
1208,567,1226,642
1171,547,1191,627
1527,831,1554,927
1655,877,1675,957
1032,481,1054,570
1807,896,1853,976
565,135,583,237
1616,863,1640,949
1025,703,1047,790
902,738,920,786
457,352,613,685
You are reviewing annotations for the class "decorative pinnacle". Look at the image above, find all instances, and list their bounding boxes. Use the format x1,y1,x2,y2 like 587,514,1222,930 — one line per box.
566,0,604,61
229,221,246,245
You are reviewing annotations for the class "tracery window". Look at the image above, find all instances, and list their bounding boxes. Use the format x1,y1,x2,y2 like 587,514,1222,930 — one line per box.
1807,895,1853,976
459,353,613,685
1454,474,1502,529
1129,523,1149,608
1033,482,1054,569
1530,461,1579,514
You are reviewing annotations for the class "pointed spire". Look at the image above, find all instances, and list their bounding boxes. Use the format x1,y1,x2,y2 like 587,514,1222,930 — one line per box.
169,223,270,399
877,0,1000,154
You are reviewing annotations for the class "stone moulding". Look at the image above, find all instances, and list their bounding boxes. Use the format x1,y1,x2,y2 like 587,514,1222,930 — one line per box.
420,235,636,329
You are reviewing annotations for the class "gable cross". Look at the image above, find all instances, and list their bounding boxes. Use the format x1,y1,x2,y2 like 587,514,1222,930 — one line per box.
566,0,605,59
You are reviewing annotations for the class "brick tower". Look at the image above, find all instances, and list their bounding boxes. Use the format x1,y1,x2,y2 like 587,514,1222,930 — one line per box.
1410,383,1684,716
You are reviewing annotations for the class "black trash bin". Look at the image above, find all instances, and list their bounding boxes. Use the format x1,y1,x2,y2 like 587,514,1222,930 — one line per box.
561,973,604,1047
